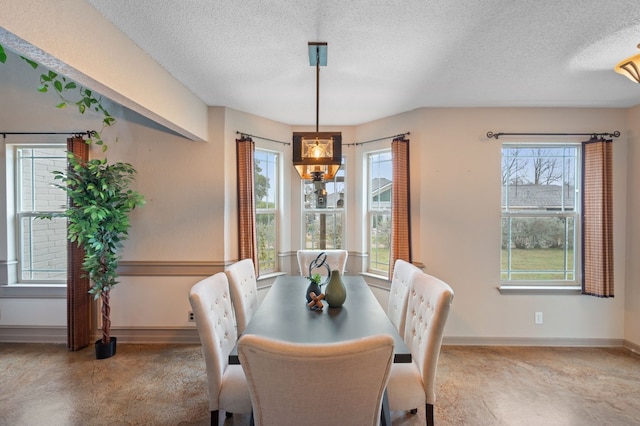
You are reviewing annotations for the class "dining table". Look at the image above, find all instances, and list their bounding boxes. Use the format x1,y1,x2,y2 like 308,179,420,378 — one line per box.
229,274,411,426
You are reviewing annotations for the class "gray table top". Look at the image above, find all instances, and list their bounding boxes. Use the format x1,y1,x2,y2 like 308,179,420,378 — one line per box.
228,274,411,364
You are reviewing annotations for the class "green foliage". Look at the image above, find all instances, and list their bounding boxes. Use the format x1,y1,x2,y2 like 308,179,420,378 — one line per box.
309,273,322,285
51,154,145,299
37,70,114,150
256,213,276,273
254,160,269,203
0,44,114,151
501,217,573,250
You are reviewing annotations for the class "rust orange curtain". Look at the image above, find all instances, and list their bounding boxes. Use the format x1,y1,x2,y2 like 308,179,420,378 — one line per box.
236,137,258,274
582,137,614,297
67,137,91,351
390,136,412,278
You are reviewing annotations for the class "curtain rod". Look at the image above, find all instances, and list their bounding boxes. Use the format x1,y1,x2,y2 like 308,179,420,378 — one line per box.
236,131,290,146
486,131,620,140
2,130,96,139
344,132,410,147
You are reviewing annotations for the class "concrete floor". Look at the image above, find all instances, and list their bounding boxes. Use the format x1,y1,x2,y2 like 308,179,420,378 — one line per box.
1,343,639,425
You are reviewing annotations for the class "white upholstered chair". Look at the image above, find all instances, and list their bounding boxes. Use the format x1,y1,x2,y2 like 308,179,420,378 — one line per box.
225,259,259,335
386,272,454,426
237,333,395,426
387,259,421,339
297,249,348,279
189,272,252,425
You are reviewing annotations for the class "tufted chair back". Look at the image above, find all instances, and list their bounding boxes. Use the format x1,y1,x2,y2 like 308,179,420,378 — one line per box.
189,272,252,424
387,259,421,339
225,259,259,335
238,333,394,426
297,249,348,279
404,272,454,405
377,271,454,424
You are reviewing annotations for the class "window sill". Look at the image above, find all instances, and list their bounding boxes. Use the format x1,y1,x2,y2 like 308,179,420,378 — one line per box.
360,272,389,281
257,271,287,281
256,271,287,290
359,272,391,290
0,284,66,298
498,285,582,295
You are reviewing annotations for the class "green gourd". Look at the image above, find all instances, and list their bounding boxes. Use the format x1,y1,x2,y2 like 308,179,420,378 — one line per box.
324,270,347,308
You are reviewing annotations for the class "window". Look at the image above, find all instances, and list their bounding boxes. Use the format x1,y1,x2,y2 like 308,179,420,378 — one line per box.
16,146,67,282
255,149,278,274
302,157,345,249
501,144,580,285
367,150,392,275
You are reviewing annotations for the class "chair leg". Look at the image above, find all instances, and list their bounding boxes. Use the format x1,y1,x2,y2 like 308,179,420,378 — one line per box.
380,390,391,426
426,403,434,426
211,410,218,426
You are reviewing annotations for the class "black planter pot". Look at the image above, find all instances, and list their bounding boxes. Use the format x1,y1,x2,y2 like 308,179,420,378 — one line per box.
305,281,322,303
95,336,117,359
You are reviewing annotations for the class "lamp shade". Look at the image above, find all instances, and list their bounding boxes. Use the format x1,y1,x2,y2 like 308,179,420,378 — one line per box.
615,45,640,83
293,132,342,180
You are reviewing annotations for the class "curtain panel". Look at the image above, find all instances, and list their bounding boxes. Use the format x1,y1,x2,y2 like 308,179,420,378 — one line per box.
236,137,259,275
582,137,614,297
67,137,91,351
390,136,412,278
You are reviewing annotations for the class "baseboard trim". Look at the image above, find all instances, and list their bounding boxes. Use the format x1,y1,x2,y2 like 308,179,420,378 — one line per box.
0,326,66,343
443,336,625,347
623,339,640,355
0,326,634,349
99,327,201,344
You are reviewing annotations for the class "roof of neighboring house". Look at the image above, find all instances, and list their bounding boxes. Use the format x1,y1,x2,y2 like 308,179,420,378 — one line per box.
502,184,576,209
371,178,392,194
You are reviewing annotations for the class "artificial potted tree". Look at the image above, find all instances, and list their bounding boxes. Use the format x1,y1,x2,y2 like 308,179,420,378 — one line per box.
53,153,144,359
35,60,144,359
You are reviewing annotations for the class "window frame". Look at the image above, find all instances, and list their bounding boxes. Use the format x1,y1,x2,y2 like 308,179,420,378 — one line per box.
301,156,346,250
500,142,582,291
15,145,67,284
366,149,392,276
254,148,280,276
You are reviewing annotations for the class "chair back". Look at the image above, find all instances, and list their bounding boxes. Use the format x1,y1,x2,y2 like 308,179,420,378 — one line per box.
225,258,259,335
387,259,421,339
297,249,348,278
189,272,238,411
238,333,394,426
403,272,454,404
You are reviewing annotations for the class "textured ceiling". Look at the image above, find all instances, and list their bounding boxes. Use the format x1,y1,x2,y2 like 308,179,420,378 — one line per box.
85,0,640,126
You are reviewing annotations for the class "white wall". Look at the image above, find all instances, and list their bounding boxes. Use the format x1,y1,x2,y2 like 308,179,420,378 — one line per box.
624,105,640,348
1,44,637,346
359,107,628,344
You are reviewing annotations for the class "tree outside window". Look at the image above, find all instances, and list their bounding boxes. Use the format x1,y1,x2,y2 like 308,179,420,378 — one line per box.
255,150,278,274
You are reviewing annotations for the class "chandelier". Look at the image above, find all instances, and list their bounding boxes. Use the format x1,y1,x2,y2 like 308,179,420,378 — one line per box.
292,42,342,181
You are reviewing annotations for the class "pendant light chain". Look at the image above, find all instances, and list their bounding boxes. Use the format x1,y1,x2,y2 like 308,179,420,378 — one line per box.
316,46,320,133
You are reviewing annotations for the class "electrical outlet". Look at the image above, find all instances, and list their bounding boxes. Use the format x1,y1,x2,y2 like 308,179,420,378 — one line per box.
188,311,195,322
534,312,543,325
